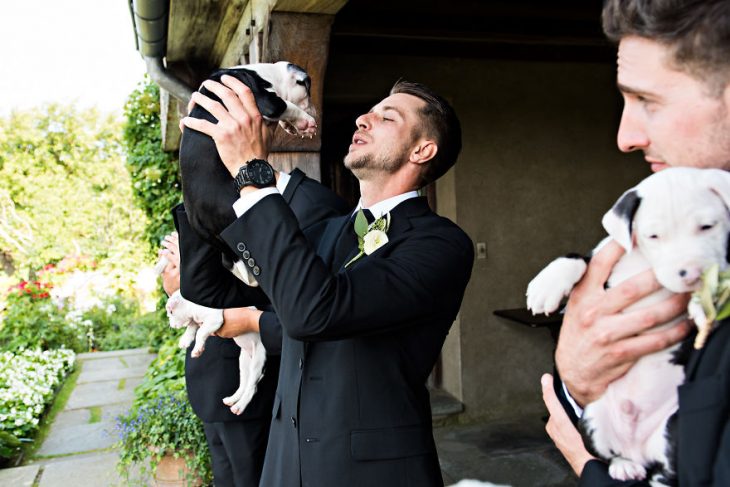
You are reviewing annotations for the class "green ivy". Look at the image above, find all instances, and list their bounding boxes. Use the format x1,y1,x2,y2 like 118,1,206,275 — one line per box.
122,80,182,253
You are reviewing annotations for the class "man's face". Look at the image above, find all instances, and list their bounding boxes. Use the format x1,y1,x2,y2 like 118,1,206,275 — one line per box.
344,93,425,180
616,36,730,172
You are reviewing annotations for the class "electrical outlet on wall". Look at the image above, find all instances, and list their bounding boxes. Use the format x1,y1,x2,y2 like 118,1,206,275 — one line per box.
476,242,487,260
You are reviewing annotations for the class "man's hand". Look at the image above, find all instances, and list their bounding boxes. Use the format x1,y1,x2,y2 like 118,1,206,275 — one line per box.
555,240,692,406
214,307,263,338
181,75,274,178
160,232,180,297
541,374,596,476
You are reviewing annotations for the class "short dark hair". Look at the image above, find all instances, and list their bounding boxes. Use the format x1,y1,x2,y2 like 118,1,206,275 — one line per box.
602,0,730,93
389,80,462,187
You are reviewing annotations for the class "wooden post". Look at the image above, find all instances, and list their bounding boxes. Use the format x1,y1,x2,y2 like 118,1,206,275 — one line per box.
264,12,336,182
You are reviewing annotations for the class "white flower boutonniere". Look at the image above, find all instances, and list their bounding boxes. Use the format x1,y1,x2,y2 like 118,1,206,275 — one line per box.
344,210,391,268
688,264,730,350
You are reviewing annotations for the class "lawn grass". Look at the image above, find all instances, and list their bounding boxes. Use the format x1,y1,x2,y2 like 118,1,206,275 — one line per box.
23,364,81,462
89,406,102,424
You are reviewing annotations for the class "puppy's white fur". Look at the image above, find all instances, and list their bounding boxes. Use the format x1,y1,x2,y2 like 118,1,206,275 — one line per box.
165,291,266,415
526,167,730,485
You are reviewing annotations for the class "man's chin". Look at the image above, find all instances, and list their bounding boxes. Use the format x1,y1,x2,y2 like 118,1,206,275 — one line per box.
649,162,670,172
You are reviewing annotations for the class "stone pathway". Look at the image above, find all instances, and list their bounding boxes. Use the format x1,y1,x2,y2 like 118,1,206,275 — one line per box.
0,348,156,487
0,347,575,487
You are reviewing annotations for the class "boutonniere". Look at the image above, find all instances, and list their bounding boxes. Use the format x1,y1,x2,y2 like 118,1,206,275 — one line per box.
344,209,391,268
688,264,730,349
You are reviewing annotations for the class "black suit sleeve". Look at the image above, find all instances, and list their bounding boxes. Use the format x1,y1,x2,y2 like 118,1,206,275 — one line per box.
220,195,473,342
552,366,581,426
580,461,648,486
173,204,269,309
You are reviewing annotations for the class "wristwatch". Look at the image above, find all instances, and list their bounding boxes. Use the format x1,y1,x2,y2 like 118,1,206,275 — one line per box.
233,159,276,191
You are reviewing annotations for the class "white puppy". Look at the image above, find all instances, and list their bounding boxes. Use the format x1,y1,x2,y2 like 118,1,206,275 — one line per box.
165,291,266,415
526,167,730,485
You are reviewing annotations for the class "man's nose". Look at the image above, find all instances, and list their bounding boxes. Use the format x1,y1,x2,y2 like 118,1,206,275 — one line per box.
616,107,649,153
355,113,371,130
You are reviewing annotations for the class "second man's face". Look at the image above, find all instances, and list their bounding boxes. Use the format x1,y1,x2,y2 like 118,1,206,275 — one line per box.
615,35,730,172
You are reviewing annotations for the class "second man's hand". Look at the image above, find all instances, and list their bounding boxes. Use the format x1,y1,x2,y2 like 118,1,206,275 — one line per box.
555,240,692,407
181,75,274,178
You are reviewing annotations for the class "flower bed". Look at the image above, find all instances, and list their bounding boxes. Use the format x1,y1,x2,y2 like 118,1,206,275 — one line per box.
0,349,75,439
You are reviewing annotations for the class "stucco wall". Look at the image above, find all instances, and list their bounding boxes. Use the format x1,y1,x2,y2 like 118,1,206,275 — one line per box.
324,54,650,421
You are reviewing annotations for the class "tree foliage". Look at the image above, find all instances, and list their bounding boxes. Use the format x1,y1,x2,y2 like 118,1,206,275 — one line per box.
122,81,182,253
0,104,148,275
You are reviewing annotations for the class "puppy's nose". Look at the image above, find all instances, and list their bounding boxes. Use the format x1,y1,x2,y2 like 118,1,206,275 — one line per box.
678,269,687,277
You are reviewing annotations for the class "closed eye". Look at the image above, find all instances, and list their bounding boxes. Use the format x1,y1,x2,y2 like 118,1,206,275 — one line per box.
296,80,305,86
700,223,716,231
648,234,659,240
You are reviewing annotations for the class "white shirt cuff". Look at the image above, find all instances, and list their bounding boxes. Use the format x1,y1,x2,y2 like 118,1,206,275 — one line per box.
562,382,584,417
231,259,259,287
232,188,278,218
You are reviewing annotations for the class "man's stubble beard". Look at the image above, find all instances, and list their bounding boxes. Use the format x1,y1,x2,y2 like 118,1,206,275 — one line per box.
343,146,410,180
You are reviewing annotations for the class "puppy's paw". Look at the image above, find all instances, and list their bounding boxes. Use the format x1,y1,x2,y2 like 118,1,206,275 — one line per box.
178,334,193,350
190,344,205,358
526,256,587,315
609,458,646,481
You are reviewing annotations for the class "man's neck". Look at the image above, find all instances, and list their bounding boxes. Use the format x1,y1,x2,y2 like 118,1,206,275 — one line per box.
358,174,418,208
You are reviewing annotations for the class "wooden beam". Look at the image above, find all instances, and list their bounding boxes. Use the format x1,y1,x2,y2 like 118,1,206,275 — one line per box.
265,12,334,153
270,152,321,181
167,0,232,63
274,0,348,15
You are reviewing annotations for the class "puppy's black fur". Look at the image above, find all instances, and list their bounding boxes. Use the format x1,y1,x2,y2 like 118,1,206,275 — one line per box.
179,67,299,258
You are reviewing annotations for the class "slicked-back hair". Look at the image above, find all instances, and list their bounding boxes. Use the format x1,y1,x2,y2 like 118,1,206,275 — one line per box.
390,80,462,187
602,0,730,94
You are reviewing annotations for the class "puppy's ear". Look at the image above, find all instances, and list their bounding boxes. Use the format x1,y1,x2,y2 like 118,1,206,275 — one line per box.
703,168,730,211
602,188,641,252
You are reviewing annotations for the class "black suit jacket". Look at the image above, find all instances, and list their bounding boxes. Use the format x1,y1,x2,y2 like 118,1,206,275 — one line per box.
175,169,347,423
568,320,730,486
220,195,474,487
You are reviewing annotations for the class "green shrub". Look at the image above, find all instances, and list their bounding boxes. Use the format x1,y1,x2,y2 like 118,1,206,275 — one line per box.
123,80,182,253
0,279,87,352
116,391,211,485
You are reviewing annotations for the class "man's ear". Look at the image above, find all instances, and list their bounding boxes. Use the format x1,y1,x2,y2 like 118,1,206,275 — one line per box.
409,140,438,165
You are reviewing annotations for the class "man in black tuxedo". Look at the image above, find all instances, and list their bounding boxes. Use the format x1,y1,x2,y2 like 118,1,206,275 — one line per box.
539,0,730,485
161,168,347,487
181,79,474,486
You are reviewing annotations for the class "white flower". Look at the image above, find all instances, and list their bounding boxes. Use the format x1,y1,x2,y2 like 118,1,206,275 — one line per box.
363,230,389,255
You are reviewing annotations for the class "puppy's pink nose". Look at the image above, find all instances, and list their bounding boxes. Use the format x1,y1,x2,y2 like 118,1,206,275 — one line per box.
678,267,701,286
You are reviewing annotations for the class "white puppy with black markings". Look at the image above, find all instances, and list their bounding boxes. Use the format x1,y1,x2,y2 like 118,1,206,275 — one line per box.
165,291,266,415
526,167,730,486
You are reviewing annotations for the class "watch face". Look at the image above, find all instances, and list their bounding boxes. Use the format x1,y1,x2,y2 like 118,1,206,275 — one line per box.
248,159,275,186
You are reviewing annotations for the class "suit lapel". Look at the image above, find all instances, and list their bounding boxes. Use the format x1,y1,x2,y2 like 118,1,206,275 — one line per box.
318,214,354,270
336,197,431,269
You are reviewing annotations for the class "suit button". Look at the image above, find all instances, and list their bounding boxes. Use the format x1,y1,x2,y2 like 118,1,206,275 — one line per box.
291,416,297,428
236,242,246,252
247,258,255,268
242,250,250,259
253,266,261,276
305,437,319,443
298,358,303,369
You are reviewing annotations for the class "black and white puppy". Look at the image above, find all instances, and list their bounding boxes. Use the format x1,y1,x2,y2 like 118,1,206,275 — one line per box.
180,61,316,252
159,61,316,415
526,167,730,486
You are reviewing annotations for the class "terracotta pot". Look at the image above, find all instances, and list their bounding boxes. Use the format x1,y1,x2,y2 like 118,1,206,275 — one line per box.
153,453,203,487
